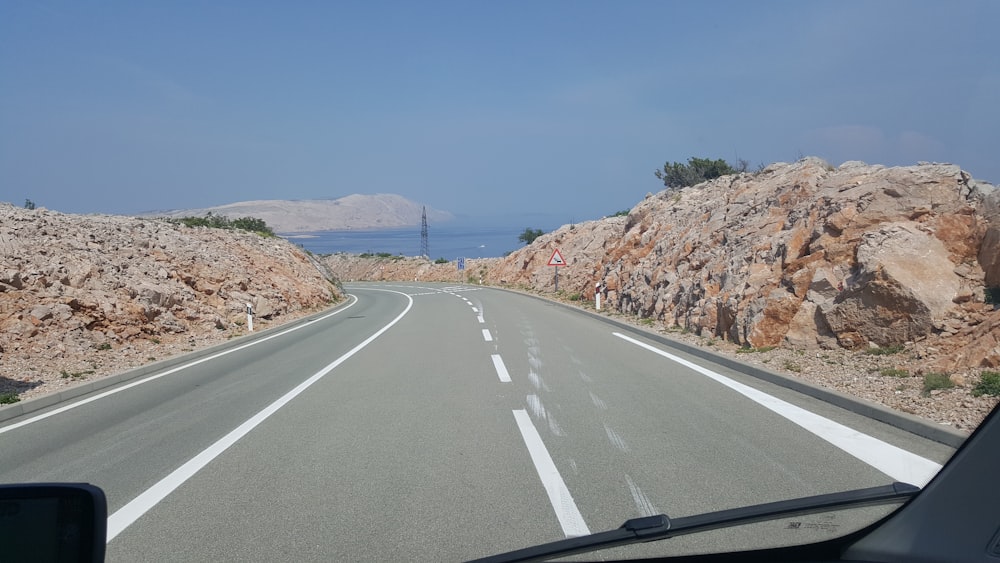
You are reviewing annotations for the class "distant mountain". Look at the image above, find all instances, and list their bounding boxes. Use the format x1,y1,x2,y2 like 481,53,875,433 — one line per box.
149,194,453,233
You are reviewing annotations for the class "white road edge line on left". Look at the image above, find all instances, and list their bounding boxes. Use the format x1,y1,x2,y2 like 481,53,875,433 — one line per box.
0,295,360,436
105,290,413,542
613,332,942,486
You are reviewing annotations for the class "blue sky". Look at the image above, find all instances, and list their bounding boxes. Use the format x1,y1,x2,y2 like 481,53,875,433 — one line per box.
2,1,997,223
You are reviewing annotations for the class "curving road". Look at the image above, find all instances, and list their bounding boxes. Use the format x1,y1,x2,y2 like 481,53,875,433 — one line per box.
0,283,957,561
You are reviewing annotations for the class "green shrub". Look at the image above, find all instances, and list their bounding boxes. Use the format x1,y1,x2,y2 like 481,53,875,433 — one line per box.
170,212,274,236
986,287,1000,305
863,345,905,356
0,391,20,404
973,371,1000,397
434,257,449,264
518,228,545,245
654,157,738,189
783,361,802,373
880,368,909,378
922,372,954,394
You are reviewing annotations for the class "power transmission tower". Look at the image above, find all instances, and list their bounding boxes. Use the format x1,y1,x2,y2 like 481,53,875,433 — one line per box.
420,206,429,258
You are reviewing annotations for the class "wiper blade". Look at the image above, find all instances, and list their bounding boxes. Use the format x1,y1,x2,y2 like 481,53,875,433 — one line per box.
472,482,918,563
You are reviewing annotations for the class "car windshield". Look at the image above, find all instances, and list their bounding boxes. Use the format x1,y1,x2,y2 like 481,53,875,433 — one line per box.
1,2,998,561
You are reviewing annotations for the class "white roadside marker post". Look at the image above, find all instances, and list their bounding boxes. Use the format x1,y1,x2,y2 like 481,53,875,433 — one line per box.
246,303,254,332
596,282,601,311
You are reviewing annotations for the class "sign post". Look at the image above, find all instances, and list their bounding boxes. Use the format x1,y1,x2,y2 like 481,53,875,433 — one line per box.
548,249,566,292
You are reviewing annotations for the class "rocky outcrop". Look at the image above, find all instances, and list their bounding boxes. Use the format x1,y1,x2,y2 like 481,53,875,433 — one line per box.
486,158,999,373
0,204,341,400
321,254,496,284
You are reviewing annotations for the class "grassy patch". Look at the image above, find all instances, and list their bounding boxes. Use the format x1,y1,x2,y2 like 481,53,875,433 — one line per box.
0,392,20,404
96,342,112,351
880,368,910,378
863,345,905,356
736,345,776,354
60,369,95,380
783,361,802,373
922,372,954,395
973,371,1000,397
639,318,654,326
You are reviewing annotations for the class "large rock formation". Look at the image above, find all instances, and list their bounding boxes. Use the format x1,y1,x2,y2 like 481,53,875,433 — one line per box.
487,158,999,372
0,204,341,400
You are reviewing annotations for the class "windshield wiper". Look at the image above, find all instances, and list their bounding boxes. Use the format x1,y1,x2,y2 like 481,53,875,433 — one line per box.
472,482,918,563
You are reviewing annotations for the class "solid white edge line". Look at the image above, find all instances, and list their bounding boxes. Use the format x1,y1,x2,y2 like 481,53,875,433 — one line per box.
512,409,590,537
491,354,512,383
613,332,942,486
0,295,360,436
482,329,493,342
106,291,413,542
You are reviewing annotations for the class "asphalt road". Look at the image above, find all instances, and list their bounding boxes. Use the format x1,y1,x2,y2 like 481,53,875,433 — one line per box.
0,283,958,561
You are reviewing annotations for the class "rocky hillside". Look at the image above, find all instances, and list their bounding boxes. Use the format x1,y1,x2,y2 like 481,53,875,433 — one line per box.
0,204,341,402
305,159,1000,430
151,194,453,233
490,159,1000,372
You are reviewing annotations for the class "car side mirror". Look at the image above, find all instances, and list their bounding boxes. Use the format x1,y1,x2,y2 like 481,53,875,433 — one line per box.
0,483,107,563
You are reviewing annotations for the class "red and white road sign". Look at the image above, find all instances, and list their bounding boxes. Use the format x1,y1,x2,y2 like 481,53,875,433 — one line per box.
548,248,566,266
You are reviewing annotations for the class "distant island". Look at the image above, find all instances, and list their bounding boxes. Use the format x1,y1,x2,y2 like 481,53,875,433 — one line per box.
148,194,453,233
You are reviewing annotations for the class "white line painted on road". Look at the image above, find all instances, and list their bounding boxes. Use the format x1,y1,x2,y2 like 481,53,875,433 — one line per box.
613,332,942,486
512,410,590,537
625,473,659,517
603,422,630,453
491,354,512,383
482,329,493,342
471,306,479,312
105,291,414,542
0,295,361,435
589,391,608,411
477,315,485,324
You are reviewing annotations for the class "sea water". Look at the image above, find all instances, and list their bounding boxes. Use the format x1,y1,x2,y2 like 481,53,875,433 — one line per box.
283,215,569,260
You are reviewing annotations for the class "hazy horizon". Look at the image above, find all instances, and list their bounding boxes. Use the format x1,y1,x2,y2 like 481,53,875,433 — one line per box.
3,2,997,220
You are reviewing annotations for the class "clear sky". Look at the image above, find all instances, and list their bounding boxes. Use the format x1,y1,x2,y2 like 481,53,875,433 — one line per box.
2,1,997,223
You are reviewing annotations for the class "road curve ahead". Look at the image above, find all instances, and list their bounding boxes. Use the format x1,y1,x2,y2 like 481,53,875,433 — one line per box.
0,283,957,561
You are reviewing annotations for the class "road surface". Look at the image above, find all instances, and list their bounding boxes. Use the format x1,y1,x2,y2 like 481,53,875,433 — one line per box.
0,283,957,561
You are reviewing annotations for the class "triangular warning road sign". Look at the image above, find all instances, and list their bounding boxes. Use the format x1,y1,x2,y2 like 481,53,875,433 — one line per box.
548,248,566,266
